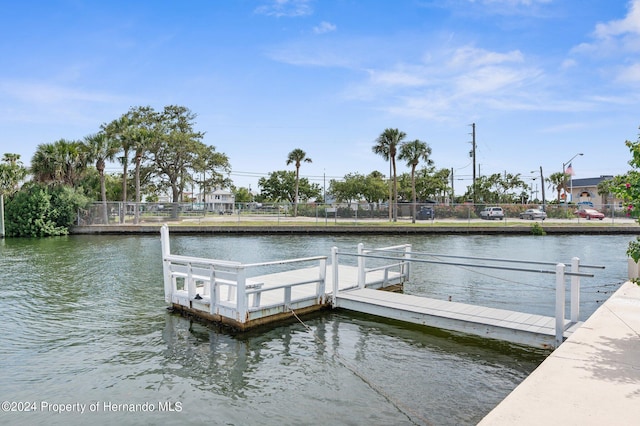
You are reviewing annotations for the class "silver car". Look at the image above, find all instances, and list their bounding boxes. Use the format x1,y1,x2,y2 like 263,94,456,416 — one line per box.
519,208,547,220
479,206,504,220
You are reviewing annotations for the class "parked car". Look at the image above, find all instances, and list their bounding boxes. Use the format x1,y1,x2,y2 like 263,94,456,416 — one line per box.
574,208,605,220
519,208,547,220
416,206,435,220
479,206,504,220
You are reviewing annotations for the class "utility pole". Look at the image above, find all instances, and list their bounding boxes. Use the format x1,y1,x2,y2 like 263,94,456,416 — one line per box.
470,123,477,204
539,166,546,211
450,167,454,204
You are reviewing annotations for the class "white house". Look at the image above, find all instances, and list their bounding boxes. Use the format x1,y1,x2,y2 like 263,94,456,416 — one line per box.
201,188,235,213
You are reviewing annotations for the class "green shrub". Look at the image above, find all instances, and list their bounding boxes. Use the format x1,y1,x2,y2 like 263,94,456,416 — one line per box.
5,183,89,237
530,222,546,236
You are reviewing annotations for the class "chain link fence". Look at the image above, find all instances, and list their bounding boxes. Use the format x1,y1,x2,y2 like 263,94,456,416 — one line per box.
77,201,634,226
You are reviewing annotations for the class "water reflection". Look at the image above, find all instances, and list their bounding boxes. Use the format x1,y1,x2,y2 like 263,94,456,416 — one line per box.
159,309,546,425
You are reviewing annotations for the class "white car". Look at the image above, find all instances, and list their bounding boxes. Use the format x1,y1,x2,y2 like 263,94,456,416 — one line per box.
479,206,504,220
519,208,547,220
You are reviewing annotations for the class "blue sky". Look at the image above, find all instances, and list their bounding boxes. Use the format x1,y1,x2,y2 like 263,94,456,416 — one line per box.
1,0,639,195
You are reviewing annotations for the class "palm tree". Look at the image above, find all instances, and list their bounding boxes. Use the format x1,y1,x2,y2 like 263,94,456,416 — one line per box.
130,127,155,224
103,115,134,223
30,139,86,187
547,172,569,203
373,128,406,221
84,132,119,224
399,139,433,223
286,148,312,216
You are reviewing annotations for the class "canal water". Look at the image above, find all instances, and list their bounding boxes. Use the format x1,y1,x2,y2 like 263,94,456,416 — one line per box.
0,233,633,425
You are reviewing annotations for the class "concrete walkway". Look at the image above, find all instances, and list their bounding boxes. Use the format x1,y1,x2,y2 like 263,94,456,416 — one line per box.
479,281,640,425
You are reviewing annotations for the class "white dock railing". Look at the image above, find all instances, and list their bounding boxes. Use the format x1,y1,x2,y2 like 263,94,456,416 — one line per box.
331,243,412,305
334,247,603,346
161,225,327,324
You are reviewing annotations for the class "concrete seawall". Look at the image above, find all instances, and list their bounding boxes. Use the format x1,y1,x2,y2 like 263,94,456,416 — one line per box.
479,281,640,424
70,224,640,235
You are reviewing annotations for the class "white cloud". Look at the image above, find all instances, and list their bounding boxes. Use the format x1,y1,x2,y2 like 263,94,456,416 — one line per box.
567,0,640,91
367,69,426,87
313,21,336,34
448,46,524,68
254,0,313,18
454,65,538,95
339,43,553,122
572,0,640,55
615,62,640,84
594,0,640,38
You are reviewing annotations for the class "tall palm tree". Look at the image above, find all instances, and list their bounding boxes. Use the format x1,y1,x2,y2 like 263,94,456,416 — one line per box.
84,132,119,224
399,139,433,223
130,127,155,224
547,172,569,203
103,115,134,223
286,148,312,216
373,128,406,221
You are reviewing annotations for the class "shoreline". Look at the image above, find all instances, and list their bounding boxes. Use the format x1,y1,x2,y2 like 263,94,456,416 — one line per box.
70,222,640,235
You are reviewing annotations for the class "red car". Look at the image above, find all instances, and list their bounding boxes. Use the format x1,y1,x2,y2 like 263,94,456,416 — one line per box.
574,208,605,220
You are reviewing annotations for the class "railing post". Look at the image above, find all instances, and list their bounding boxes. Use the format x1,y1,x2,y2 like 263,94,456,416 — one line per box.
403,244,412,281
160,225,172,303
357,243,366,288
318,257,327,303
555,263,566,347
209,264,217,315
331,247,339,306
570,257,580,322
187,262,196,299
236,266,248,322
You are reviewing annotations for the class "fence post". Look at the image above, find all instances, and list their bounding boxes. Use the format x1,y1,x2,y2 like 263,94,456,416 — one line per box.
318,257,327,303
207,265,217,314
187,262,196,299
570,257,580,322
160,225,172,303
357,243,366,288
555,263,566,347
331,247,339,306
403,244,412,281
236,266,248,322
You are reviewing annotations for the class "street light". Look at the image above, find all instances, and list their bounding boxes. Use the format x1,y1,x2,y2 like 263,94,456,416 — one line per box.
562,153,583,203
531,167,546,210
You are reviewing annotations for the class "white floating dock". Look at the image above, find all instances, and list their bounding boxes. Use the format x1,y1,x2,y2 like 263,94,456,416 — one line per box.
160,225,598,348
335,288,582,349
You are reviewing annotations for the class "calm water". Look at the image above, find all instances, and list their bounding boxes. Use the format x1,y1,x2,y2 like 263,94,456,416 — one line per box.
0,233,632,425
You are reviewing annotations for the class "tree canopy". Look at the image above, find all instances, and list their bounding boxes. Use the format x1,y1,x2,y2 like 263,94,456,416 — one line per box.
258,170,321,204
